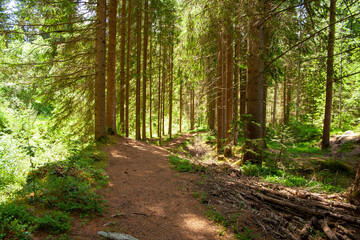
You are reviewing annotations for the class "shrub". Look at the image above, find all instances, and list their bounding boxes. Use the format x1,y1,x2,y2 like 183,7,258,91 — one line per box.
169,155,203,172
35,211,71,234
0,202,35,239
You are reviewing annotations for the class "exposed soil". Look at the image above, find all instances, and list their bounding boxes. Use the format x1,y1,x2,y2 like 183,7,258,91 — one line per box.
68,135,233,240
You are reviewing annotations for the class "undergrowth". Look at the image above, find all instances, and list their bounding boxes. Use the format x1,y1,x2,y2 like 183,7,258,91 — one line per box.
240,160,351,193
0,145,108,239
168,155,203,172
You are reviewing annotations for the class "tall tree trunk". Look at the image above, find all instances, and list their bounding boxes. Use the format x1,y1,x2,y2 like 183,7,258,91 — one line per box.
158,43,162,144
106,0,118,135
282,79,287,124
169,46,173,138
244,1,264,163
272,82,278,124
149,35,153,138
179,80,183,133
207,66,216,132
119,0,126,135
142,0,149,140
262,81,268,138
135,0,142,140
240,68,246,117
95,0,107,141
217,25,224,153
233,38,240,146
225,30,233,157
285,81,291,125
125,0,132,137
190,88,195,130
262,11,270,140
322,0,336,149
296,31,302,121
161,49,166,136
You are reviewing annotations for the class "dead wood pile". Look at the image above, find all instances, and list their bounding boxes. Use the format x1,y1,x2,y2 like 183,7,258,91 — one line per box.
200,167,360,240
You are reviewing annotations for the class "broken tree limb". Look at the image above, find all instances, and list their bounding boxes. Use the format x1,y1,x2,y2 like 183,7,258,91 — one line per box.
300,216,317,240
320,219,339,240
338,225,357,240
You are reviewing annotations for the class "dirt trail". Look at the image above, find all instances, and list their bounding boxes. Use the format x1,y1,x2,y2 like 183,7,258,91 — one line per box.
70,135,230,240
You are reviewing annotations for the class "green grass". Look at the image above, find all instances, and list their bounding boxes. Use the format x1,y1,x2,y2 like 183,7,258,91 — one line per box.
169,155,203,172
287,141,324,154
240,161,346,193
0,145,108,239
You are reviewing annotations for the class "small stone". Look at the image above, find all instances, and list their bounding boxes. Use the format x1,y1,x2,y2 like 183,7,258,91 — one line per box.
103,222,116,226
98,231,138,240
343,130,355,136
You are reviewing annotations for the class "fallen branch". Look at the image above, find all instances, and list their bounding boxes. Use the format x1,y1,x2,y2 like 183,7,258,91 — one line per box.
300,216,317,240
320,219,339,240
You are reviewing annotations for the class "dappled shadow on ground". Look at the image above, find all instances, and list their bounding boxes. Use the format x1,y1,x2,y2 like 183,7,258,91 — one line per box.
69,136,231,240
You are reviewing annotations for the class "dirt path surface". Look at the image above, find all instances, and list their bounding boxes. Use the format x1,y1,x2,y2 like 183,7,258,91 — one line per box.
70,135,230,240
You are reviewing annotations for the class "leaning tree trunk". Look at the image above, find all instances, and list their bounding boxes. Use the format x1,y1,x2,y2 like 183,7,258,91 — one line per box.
95,0,107,141
244,1,264,163
322,0,336,149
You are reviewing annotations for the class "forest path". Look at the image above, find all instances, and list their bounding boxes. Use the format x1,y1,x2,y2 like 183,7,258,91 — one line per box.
70,134,230,240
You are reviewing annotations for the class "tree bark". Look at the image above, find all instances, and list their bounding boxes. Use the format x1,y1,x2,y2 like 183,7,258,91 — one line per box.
161,48,166,136
149,35,153,138
240,68,246,117
217,25,224,153
95,0,107,141
180,79,183,133
136,0,142,140
142,0,149,140
190,88,195,130
158,43,162,144
282,79,287,124
296,31,302,121
106,0,118,135
285,81,292,125
119,0,126,135
225,29,233,157
206,58,216,132
244,1,264,163
272,82,278,125
233,38,240,146
322,0,337,149
169,46,173,138
125,0,132,137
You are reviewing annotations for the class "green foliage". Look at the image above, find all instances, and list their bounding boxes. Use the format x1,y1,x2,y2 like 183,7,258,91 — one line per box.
0,144,107,239
290,123,322,142
287,141,322,154
316,159,353,174
35,211,71,234
23,148,108,214
168,155,203,172
339,140,356,153
205,205,229,227
240,161,344,193
234,227,258,240
0,202,35,239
